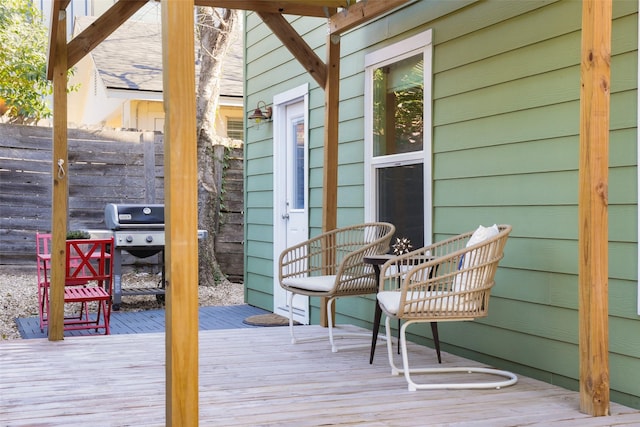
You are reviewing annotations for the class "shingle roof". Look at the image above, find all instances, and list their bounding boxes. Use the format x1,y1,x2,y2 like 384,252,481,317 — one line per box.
73,16,243,97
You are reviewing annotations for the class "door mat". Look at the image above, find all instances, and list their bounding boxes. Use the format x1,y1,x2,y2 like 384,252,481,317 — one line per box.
243,313,299,327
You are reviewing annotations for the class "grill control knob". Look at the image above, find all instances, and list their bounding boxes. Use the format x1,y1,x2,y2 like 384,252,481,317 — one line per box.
146,235,154,243
126,235,133,243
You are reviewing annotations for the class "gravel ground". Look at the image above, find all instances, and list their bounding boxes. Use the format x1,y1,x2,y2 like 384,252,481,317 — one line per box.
0,267,244,340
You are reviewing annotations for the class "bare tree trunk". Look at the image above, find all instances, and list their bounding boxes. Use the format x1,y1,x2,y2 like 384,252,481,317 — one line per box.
195,7,240,286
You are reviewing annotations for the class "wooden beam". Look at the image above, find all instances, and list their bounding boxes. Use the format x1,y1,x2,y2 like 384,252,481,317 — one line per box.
257,12,327,88
322,34,339,235
329,0,411,35
161,0,199,425
258,0,345,4
48,7,68,341
45,0,67,80
66,0,147,70
319,33,340,327
578,0,611,417
197,0,340,17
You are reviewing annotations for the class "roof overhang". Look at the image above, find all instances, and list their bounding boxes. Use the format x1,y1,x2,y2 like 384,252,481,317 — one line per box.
105,89,242,107
106,87,164,101
219,96,243,107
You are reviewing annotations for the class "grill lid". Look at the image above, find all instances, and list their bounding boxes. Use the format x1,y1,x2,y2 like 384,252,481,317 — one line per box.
105,203,164,230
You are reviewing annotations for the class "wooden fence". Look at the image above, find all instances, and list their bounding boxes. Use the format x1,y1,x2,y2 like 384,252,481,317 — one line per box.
0,124,244,281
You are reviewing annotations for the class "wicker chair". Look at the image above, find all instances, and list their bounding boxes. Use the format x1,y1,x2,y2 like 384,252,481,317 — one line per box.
377,224,517,390
279,222,395,352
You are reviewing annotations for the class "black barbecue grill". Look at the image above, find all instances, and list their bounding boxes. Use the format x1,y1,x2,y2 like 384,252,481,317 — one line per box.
104,203,207,310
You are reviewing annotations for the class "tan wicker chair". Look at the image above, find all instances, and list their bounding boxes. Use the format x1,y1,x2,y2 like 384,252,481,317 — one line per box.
377,224,517,390
279,222,395,352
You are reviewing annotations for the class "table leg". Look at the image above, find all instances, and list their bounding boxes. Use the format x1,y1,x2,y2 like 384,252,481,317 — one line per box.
430,321,442,363
369,300,382,364
369,263,382,364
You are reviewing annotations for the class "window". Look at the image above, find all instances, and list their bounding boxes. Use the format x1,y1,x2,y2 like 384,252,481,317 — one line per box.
227,118,244,141
292,118,305,209
364,30,433,248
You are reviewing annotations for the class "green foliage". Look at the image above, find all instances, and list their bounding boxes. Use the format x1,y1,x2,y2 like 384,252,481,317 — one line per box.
0,0,51,124
66,230,91,240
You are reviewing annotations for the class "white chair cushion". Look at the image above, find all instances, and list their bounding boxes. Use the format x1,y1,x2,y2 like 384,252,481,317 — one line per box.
378,290,460,315
453,224,499,292
466,224,499,248
282,275,337,292
377,291,402,315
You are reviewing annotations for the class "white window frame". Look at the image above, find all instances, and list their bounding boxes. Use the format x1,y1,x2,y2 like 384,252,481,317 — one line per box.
363,29,433,245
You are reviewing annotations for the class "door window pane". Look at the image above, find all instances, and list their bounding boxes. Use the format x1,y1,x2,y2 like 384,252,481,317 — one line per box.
292,118,305,209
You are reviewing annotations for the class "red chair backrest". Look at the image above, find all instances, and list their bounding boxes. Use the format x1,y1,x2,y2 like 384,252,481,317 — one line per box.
65,238,113,287
36,233,52,284
36,233,51,257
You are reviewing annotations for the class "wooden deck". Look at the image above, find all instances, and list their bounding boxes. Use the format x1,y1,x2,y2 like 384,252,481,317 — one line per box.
15,304,269,338
2,325,639,426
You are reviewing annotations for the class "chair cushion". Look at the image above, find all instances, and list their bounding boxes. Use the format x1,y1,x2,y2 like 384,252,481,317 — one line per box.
282,275,337,292
377,290,457,315
467,224,499,248
377,291,402,315
453,224,499,292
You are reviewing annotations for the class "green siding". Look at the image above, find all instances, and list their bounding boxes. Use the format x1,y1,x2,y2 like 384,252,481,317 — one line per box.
244,0,640,409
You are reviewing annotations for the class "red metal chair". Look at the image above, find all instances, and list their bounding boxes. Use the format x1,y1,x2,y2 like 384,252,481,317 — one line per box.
63,238,114,334
36,233,52,331
36,235,114,335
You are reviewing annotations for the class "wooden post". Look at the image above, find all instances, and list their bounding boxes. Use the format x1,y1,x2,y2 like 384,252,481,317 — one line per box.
49,7,68,342
320,33,340,327
578,0,611,416
161,1,199,425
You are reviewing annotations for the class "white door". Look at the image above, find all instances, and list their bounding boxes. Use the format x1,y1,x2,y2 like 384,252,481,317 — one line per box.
273,85,309,324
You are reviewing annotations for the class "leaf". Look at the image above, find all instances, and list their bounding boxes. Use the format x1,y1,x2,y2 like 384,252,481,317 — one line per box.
0,0,64,124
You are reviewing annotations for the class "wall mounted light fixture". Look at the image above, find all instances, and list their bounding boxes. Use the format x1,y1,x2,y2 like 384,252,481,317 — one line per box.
248,101,272,126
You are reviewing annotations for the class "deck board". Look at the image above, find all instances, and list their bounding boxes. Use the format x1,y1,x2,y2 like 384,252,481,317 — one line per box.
15,304,270,338
2,325,639,426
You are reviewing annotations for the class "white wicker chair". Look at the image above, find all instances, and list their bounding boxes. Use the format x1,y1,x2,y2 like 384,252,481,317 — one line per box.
377,224,517,390
279,222,395,352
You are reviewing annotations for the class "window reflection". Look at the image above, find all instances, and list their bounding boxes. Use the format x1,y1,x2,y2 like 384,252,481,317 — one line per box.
373,54,424,157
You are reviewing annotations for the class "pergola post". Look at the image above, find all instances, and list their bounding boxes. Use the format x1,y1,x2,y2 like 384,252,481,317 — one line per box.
49,6,68,342
578,0,611,416
319,33,340,327
161,0,199,425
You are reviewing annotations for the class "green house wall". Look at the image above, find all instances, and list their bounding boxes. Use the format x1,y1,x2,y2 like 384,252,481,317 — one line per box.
243,0,640,409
